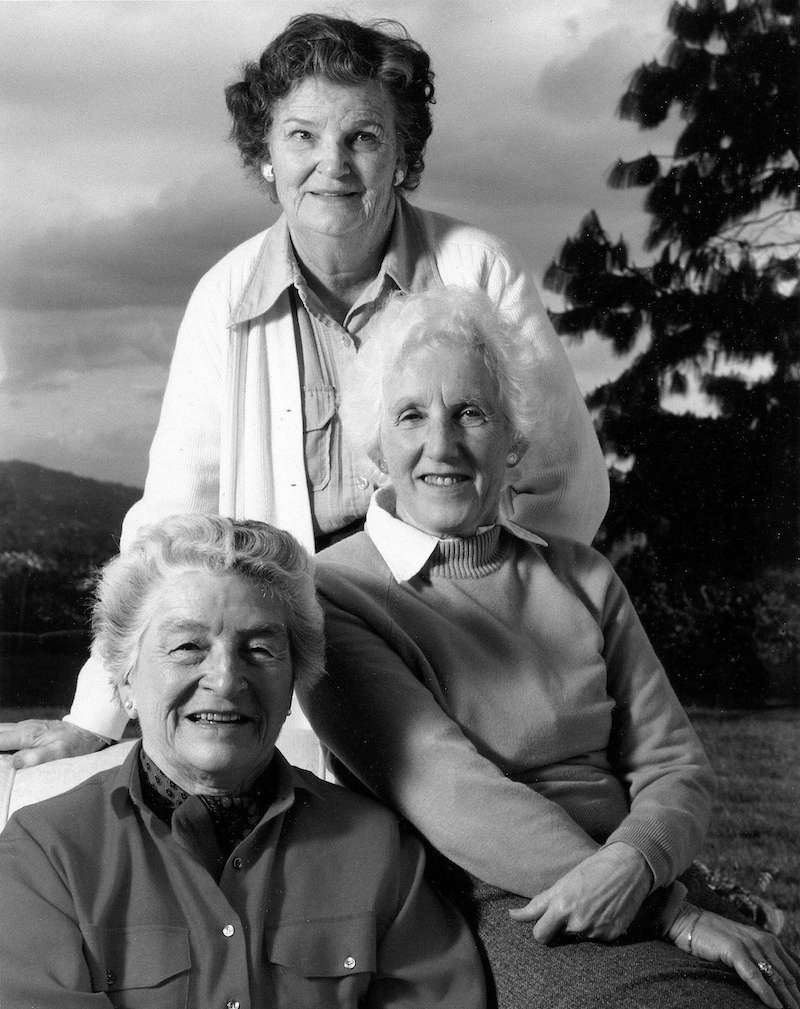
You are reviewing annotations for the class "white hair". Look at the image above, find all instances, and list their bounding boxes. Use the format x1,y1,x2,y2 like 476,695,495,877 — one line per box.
341,287,564,469
92,514,324,697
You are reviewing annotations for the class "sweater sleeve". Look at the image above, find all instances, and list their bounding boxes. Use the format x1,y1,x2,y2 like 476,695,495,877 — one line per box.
65,267,228,738
300,567,602,898
592,561,716,886
0,818,114,1008
435,226,609,544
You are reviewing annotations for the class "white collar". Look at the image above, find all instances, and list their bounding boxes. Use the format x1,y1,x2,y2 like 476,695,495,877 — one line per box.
365,487,547,583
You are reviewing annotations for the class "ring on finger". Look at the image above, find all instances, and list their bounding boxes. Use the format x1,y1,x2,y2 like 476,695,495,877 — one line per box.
757,960,776,981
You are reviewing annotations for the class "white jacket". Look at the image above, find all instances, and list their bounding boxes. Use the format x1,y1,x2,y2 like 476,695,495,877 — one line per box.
67,200,609,766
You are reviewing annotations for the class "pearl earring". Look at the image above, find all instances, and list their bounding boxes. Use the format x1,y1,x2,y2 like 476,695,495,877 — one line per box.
393,167,405,186
263,163,275,182
507,451,519,467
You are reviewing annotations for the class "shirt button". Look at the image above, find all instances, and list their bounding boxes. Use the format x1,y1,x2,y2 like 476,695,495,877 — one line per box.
226,1001,240,1009
344,956,356,970
232,857,243,870
222,924,235,937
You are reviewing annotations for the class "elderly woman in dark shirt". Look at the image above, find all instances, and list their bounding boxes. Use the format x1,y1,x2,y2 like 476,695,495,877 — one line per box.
0,515,484,1009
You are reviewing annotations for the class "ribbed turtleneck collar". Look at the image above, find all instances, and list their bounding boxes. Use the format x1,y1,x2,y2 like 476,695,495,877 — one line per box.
363,487,547,582
425,526,508,578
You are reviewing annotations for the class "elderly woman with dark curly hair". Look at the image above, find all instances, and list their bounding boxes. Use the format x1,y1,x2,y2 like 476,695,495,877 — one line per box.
0,515,485,1009
2,11,608,769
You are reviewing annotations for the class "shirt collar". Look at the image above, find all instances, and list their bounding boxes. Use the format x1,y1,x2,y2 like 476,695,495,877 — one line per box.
228,197,440,327
113,740,323,823
380,196,442,294
365,486,439,582
365,486,548,583
229,215,299,326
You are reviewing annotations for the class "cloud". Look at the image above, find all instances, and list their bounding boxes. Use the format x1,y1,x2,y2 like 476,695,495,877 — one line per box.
0,362,166,485
0,169,279,312
537,26,645,121
0,305,181,389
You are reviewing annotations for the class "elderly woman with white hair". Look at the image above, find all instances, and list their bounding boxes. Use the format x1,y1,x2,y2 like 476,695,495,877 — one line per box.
0,515,485,1009
298,288,800,1009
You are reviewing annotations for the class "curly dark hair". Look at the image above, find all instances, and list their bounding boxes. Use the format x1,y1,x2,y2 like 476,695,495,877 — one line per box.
224,13,435,192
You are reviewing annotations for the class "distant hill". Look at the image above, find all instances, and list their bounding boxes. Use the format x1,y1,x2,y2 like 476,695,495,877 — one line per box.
0,460,141,561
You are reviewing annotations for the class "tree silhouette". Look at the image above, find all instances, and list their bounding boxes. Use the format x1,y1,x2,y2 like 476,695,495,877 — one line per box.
544,0,799,702
545,0,799,574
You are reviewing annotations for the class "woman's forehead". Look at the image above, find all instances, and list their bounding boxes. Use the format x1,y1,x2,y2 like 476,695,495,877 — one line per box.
144,569,285,631
273,75,394,125
388,344,498,396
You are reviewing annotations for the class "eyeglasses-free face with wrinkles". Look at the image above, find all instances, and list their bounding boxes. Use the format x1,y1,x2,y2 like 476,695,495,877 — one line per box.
380,344,516,539
121,569,293,795
265,75,403,249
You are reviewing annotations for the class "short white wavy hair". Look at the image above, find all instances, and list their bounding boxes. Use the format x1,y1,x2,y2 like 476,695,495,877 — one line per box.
92,514,324,696
342,287,552,470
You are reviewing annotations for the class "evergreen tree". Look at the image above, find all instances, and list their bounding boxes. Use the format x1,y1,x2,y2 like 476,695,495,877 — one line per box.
545,0,799,574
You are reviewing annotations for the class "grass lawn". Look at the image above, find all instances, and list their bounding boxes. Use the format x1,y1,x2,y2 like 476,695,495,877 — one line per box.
2,704,798,952
688,706,800,955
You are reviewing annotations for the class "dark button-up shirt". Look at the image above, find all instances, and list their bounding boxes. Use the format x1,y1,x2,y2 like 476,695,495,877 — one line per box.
0,743,485,1009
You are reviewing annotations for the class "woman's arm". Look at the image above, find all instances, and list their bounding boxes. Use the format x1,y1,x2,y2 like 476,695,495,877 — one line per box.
512,551,717,941
118,264,228,551
0,820,115,1007
507,549,717,940
300,578,602,897
368,829,486,1008
595,561,716,887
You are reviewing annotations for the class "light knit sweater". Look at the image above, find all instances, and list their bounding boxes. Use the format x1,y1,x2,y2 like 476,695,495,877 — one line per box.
300,526,715,898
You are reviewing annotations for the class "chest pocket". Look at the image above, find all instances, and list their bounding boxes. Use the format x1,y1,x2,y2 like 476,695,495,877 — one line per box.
83,924,190,1009
303,385,337,491
265,913,376,1008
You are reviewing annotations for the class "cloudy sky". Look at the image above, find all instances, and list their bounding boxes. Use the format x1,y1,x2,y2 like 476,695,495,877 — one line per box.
0,0,681,486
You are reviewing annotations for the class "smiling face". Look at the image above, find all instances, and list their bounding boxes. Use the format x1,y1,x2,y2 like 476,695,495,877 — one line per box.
265,75,402,248
380,343,516,538
121,569,293,794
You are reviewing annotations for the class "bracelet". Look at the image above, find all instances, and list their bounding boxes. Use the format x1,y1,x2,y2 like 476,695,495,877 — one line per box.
687,912,702,955
667,901,703,954
681,908,704,955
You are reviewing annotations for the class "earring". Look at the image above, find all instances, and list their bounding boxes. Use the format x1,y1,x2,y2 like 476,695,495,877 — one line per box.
393,167,405,186
507,451,519,467
124,697,137,716
377,458,388,474
263,163,275,182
